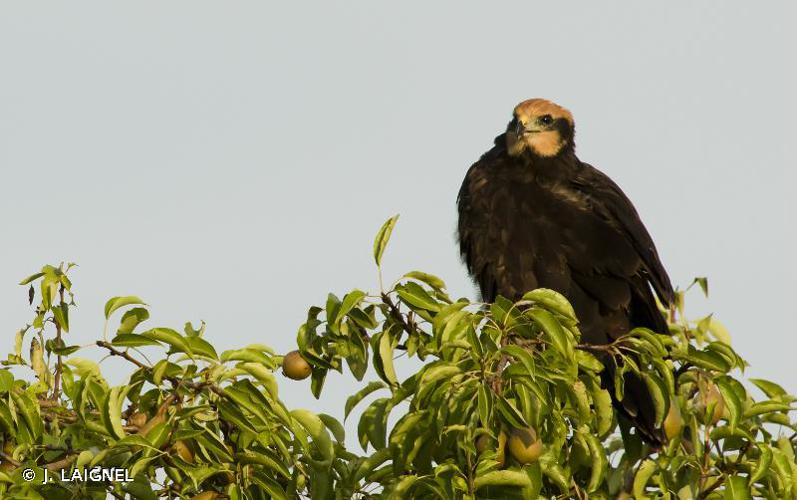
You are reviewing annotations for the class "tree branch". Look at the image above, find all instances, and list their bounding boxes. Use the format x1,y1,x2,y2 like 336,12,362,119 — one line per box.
96,341,148,369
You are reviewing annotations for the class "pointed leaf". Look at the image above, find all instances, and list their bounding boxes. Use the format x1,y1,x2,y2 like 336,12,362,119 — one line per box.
373,215,399,266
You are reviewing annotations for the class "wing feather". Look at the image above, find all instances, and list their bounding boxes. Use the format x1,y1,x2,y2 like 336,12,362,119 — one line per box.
571,163,674,306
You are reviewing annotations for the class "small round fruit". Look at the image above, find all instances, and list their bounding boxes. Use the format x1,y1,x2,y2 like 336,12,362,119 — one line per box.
663,401,684,440
172,440,194,463
128,412,148,428
190,492,219,500
475,434,490,454
282,351,312,380
507,426,544,465
704,383,726,424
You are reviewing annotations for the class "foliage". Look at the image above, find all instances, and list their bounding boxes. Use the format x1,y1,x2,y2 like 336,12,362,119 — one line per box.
1,219,796,499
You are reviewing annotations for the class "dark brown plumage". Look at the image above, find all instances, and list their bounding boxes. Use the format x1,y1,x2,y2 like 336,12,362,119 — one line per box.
457,98,674,444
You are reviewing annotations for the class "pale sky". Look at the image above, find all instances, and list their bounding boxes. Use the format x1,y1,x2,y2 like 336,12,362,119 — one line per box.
1,2,795,449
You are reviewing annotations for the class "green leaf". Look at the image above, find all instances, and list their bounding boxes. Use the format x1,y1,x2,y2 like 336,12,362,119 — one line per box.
30,338,47,381
403,271,447,291
47,339,81,356
642,372,668,427
239,362,278,397
66,357,101,377
723,475,751,500
353,447,392,482
496,395,528,429
0,370,13,393
522,288,577,323
235,450,291,479
714,376,742,432
629,327,667,357
417,363,460,394
19,271,45,285
477,385,491,426
581,426,609,492
690,276,709,297
501,345,536,379
360,397,390,450
52,302,70,332
331,290,366,326
318,413,346,443
750,444,773,484
111,333,162,348
633,459,657,500
117,307,150,335
104,296,146,319
591,383,614,437
743,400,793,418
291,409,334,462
141,327,189,354
373,214,399,266
749,378,787,399
14,327,27,360
708,317,731,345
375,330,398,387
220,347,273,365
396,282,442,312
527,307,573,360
576,350,604,372
540,457,570,493
473,470,531,490
564,383,586,426
391,475,419,495
185,336,219,360
102,385,131,439
683,345,731,372
183,320,206,337
345,381,386,420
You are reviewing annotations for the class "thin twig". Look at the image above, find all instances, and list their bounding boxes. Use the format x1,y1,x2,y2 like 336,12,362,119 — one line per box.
96,341,148,369
44,453,77,472
0,451,21,467
381,293,415,336
52,285,66,401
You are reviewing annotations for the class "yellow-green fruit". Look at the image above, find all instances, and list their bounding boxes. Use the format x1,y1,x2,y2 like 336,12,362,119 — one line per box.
496,431,508,468
475,434,490,454
282,351,312,380
190,492,219,500
704,383,726,424
663,401,684,439
172,440,194,463
507,427,543,465
128,412,148,428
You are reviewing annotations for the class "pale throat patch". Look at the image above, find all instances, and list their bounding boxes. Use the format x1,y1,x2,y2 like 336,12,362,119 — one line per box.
507,130,567,158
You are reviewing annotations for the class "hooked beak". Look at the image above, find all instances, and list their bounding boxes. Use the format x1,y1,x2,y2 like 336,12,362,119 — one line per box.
514,119,525,136
514,119,541,136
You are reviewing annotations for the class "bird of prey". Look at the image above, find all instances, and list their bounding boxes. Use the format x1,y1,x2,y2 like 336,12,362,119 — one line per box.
457,98,674,444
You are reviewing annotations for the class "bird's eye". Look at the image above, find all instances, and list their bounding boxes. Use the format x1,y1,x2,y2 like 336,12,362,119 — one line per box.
539,114,554,125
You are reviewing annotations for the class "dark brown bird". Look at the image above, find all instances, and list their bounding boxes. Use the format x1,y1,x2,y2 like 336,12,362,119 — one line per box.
457,98,674,444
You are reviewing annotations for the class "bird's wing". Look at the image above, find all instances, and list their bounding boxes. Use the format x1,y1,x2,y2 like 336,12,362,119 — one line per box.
570,163,674,306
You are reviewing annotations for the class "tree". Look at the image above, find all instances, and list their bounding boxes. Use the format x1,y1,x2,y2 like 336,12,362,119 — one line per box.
0,217,795,499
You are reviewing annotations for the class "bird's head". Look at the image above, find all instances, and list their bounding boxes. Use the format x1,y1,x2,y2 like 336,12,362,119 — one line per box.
506,99,575,158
